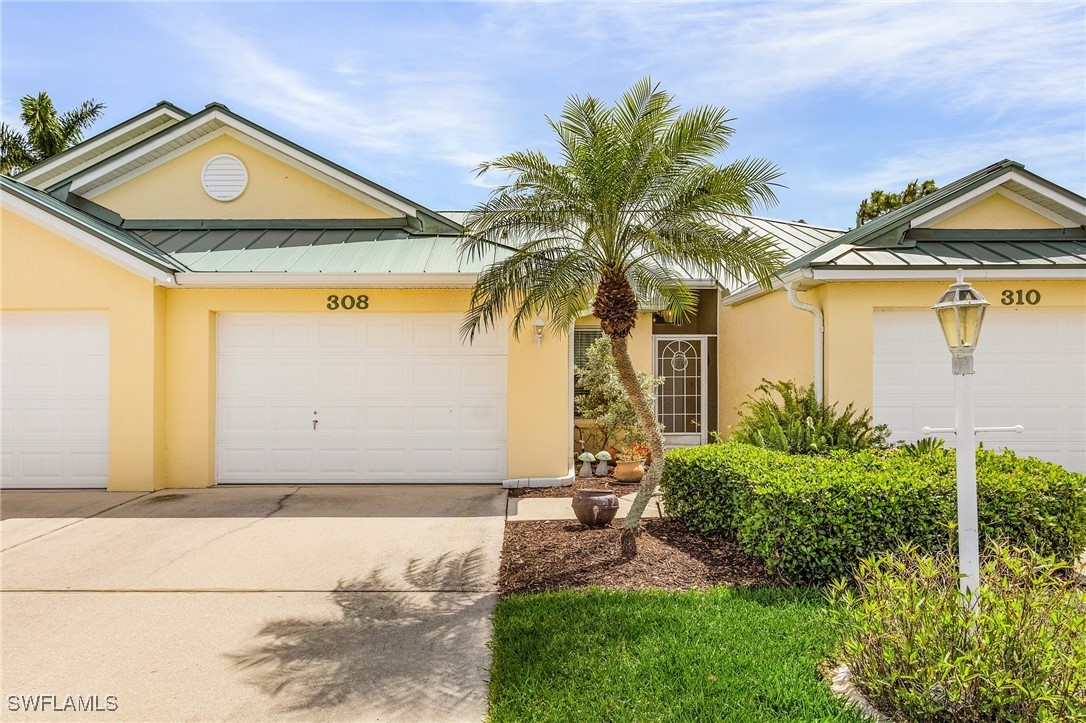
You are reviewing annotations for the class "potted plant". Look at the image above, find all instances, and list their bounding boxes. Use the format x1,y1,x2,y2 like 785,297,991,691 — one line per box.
613,443,649,483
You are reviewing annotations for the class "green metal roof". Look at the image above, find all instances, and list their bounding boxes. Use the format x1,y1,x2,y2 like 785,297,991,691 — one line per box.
814,228,1086,268
132,223,509,274
1,176,186,273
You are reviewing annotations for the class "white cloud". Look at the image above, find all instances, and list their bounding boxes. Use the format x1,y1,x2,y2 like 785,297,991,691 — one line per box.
144,7,507,170
487,1,1084,114
819,128,1086,196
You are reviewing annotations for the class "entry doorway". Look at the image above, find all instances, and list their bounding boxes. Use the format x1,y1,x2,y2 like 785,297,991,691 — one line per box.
653,336,708,447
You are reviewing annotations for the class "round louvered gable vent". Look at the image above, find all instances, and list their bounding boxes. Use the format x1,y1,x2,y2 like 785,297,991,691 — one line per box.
201,154,248,201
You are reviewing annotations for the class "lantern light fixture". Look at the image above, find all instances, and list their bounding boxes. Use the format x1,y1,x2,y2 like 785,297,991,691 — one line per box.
533,317,545,347
931,269,990,375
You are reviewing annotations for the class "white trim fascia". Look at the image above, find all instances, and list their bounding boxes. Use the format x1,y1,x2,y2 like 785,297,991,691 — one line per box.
82,127,406,219
1,193,177,284
810,268,1086,281
18,107,188,187
173,272,478,288
69,111,418,218
567,321,575,476
719,269,810,306
910,171,1085,228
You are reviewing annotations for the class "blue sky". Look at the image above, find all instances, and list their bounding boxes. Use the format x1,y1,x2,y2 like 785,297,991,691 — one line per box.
3,1,1083,229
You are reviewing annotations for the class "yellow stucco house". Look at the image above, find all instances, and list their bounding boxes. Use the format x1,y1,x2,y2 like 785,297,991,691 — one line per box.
2,102,1084,490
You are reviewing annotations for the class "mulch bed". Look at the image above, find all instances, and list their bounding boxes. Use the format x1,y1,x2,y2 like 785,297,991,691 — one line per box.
499,518,771,596
508,475,641,498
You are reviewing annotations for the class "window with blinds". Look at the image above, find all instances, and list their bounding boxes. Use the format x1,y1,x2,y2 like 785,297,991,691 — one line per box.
573,328,604,416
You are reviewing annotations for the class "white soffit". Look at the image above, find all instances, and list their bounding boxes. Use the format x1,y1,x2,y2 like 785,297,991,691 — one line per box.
910,171,1086,229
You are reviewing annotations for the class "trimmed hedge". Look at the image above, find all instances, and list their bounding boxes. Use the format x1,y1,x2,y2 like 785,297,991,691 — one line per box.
661,442,1086,584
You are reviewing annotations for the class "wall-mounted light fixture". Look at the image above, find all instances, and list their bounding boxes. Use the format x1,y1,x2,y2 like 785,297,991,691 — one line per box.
533,317,545,347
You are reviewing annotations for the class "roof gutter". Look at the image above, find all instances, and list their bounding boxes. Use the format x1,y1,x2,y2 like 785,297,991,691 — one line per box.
172,272,480,288
722,266,1085,306
786,281,824,403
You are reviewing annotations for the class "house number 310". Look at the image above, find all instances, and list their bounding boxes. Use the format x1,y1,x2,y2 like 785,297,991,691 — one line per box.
1000,289,1040,306
326,294,370,310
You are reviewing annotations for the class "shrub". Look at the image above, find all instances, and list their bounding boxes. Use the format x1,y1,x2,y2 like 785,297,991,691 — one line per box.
828,543,1086,721
660,442,1086,584
733,379,890,454
900,436,947,458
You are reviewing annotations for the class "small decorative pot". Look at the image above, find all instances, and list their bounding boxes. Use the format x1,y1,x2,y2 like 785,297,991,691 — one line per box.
571,488,620,527
613,460,646,483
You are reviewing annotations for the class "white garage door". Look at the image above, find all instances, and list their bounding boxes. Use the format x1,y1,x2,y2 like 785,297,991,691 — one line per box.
216,313,507,483
1,312,110,488
873,308,1086,473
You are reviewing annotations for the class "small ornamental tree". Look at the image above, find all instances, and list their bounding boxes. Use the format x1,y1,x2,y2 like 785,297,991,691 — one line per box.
575,336,661,450
459,78,784,553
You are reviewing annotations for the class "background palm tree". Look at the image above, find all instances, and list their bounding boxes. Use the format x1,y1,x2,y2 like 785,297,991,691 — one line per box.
1,92,105,175
460,78,785,554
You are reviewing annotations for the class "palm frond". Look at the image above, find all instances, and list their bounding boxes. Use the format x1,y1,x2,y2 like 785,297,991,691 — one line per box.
59,99,106,145
1,123,35,174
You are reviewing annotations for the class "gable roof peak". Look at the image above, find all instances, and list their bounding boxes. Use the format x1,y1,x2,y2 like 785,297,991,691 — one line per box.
783,159,1086,272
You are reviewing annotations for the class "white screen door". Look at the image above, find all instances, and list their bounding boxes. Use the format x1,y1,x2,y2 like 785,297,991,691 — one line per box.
654,336,707,447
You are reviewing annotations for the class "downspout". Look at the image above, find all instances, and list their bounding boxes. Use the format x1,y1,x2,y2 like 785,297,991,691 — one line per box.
786,280,824,403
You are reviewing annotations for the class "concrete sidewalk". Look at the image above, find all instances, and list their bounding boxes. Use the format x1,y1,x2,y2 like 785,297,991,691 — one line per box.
505,490,662,522
2,486,505,722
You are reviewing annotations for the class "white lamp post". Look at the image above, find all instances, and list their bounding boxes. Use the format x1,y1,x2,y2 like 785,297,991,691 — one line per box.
931,269,989,606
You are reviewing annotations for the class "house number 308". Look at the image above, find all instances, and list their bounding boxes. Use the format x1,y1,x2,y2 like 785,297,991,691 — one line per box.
326,294,370,310
1000,289,1040,306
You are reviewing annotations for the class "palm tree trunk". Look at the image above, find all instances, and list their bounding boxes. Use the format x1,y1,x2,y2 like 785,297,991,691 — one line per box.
609,334,665,557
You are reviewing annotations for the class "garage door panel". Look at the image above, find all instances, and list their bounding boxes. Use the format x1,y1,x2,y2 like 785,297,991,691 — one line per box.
1,312,110,489
873,309,1085,473
216,313,507,483
217,447,267,477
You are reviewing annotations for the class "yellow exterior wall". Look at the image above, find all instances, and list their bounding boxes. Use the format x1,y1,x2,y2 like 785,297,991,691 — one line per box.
162,288,571,487
717,288,816,433
1,208,164,491
931,193,1062,230
822,279,1086,413
93,134,393,220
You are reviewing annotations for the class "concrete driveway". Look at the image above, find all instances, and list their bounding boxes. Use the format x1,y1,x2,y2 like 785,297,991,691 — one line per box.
1,485,505,722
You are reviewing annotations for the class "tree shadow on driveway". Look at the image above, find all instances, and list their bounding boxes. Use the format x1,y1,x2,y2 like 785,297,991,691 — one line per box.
227,549,495,720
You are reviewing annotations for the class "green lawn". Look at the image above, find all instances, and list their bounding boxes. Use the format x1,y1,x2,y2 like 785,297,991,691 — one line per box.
489,586,862,723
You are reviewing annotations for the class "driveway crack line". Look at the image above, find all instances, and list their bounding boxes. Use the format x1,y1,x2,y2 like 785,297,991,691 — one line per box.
1,491,155,553
141,487,302,578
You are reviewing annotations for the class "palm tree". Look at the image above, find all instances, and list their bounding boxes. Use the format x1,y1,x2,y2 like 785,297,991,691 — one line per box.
459,78,785,554
1,92,105,175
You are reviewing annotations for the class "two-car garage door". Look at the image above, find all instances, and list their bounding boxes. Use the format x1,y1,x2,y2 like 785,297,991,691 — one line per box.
216,313,507,483
873,309,1086,473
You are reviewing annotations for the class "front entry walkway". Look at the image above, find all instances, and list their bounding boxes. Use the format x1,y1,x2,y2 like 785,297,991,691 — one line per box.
1,485,505,722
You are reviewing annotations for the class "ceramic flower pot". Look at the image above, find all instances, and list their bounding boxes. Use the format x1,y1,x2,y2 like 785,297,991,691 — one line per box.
571,488,619,527
613,460,645,483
